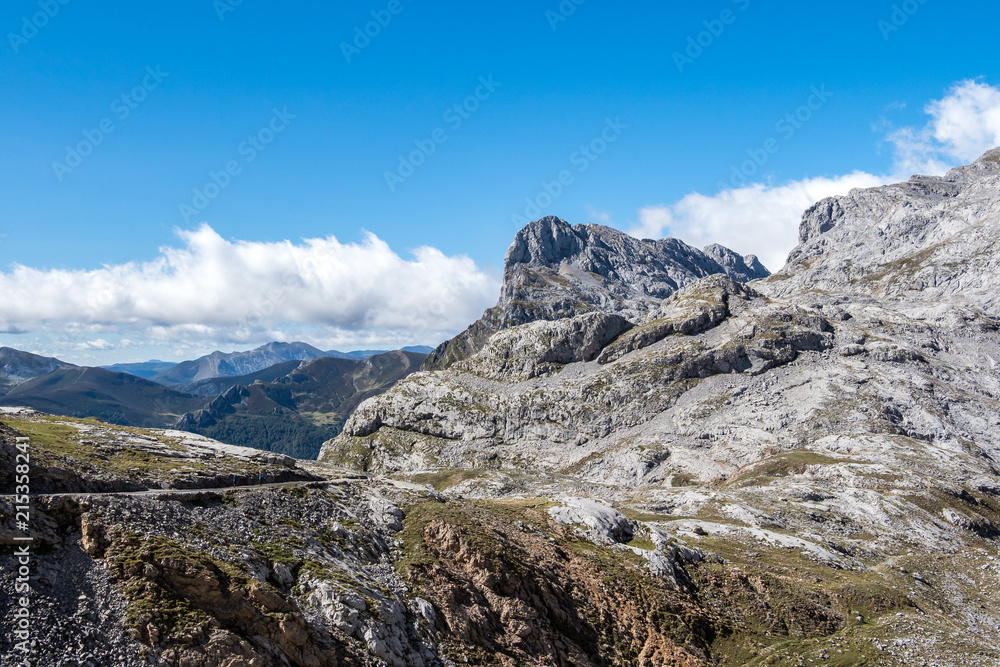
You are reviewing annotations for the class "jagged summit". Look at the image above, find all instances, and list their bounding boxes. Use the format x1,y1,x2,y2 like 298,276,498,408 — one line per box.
505,216,768,284
424,216,769,370
771,146,1000,314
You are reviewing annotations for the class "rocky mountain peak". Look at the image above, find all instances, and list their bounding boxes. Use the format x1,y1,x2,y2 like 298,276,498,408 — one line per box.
504,216,768,286
773,146,1000,313
701,243,770,281
503,216,586,273
424,216,769,370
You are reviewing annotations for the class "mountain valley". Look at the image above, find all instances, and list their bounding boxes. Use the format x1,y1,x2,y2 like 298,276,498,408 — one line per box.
0,345,430,459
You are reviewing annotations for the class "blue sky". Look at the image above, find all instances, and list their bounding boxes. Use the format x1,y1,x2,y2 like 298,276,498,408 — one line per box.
2,0,1000,364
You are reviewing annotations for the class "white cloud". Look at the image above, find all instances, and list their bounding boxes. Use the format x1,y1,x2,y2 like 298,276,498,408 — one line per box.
0,225,499,352
884,80,1000,176
629,172,887,271
73,339,115,351
627,79,1000,273
905,79,1000,169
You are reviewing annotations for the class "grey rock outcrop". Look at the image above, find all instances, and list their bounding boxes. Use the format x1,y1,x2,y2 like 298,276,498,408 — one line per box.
772,147,1000,313
322,150,1000,573
548,497,634,544
452,312,632,381
423,216,770,370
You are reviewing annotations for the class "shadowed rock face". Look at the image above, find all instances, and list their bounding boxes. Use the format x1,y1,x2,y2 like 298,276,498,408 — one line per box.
423,217,770,371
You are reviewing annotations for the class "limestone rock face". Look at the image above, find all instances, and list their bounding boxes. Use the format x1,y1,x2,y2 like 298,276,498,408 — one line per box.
423,216,771,370
597,275,756,364
452,312,632,381
774,147,1000,313
548,497,634,544
322,149,1000,520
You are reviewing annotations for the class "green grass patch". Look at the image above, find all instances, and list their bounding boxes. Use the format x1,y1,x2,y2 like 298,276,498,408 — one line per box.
407,468,486,491
726,451,855,487
626,537,656,551
671,472,697,487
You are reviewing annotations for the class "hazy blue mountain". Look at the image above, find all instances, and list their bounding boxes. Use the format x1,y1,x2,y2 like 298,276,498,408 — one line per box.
401,345,435,354
326,345,436,360
0,347,72,398
151,342,331,386
325,350,386,360
100,360,176,380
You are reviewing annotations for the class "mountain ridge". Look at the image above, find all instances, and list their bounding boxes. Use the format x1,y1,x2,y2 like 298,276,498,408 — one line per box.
0,365,204,428
0,346,72,397
6,151,1000,666
176,350,426,458
423,216,769,370
322,150,1000,546
150,342,438,385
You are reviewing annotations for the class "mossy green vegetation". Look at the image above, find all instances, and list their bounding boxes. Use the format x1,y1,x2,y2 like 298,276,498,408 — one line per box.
671,472,697,487
687,530,918,666
726,450,857,487
407,468,486,491
625,537,656,551
110,533,251,641
392,492,946,665
4,416,209,476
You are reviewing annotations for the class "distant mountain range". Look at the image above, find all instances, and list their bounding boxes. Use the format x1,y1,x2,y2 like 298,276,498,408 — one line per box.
177,350,426,458
149,342,333,386
99,360,176,379
0,342,431,458
100,341,437,385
